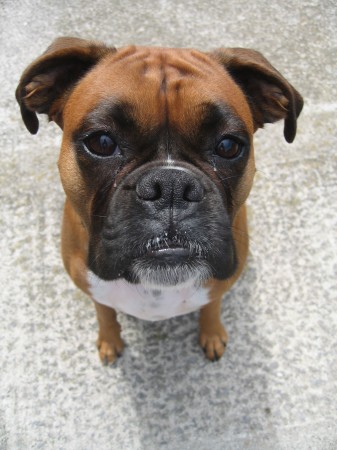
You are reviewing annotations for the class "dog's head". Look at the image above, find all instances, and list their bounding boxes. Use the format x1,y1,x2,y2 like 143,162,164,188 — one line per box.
16,37,303,288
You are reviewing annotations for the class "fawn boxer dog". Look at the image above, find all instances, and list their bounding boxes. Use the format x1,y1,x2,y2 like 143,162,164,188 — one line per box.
16,37,303,363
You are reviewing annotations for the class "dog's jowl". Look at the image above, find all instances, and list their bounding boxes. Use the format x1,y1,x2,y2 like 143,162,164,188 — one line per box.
16,37,303,363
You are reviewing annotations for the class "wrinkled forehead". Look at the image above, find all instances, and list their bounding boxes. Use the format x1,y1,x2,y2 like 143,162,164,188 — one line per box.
63,46,254,136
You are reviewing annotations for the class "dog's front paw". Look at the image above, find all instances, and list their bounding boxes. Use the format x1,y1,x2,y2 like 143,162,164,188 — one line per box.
199,324,228,362
96,338,125,365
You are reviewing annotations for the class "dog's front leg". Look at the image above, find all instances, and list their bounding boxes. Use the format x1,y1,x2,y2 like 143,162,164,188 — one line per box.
94,302,125,365
199,297,228,361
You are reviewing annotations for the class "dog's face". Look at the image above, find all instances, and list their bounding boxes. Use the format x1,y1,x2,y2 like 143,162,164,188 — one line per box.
60,47,255,286
16,38,303,288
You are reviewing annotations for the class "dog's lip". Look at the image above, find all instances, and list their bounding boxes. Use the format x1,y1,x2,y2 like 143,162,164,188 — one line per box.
145,236,188,253
144,236,204,260
147,246,190,257
145,246,193,264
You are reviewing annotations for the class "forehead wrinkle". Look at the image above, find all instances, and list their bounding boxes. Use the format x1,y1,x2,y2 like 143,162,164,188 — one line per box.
167,99,250,146
81,99,136,131
199,101,249,134
75,97,162,139
74,98,165,156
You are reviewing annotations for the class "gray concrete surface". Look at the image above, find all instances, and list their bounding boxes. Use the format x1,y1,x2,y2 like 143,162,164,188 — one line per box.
1,0,337,449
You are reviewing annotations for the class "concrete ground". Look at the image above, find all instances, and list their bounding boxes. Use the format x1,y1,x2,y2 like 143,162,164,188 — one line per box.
1,0,336,448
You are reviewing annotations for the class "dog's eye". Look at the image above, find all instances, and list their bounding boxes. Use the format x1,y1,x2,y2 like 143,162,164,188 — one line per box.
84,133,119,157
216,137,243,159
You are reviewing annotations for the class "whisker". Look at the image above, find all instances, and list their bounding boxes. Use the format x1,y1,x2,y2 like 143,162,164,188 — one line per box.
230,225,250,238
230,226,257,245
223,224,251,241
255,168,273,181
219,174,241,181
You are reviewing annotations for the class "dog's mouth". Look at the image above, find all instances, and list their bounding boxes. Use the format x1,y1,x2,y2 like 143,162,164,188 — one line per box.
143,233,204,261
129,232,210,288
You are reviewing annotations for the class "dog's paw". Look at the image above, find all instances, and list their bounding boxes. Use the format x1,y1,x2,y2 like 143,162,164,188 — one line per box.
199,324,228,362
96,338,124,365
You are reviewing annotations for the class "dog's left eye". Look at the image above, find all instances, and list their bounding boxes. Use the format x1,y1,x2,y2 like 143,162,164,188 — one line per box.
216,137,243,159
83,133,119,157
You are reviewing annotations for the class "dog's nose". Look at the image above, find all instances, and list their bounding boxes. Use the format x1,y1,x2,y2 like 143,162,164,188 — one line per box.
136,167,204,207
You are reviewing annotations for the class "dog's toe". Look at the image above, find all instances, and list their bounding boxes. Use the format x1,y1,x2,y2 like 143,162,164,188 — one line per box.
199,325,228,361
96,339,124,365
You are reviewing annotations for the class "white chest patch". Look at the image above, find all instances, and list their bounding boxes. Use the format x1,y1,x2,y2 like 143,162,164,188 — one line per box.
87,271,210,321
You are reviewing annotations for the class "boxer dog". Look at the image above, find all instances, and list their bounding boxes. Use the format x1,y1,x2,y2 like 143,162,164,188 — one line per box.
16,37,303,363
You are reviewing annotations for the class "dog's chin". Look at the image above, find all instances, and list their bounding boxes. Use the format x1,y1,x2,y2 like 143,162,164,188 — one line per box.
129,257,212,290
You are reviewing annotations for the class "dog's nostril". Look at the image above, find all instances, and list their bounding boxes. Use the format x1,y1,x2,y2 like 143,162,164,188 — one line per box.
137,180,162,201
183,181,204,203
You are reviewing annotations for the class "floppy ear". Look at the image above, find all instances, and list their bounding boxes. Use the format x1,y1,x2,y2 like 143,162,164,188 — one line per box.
211,48,303,143
16,37,115,134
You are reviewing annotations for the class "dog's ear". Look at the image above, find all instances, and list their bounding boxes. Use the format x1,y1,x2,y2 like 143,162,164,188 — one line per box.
16,37,115,134
211,48,303,143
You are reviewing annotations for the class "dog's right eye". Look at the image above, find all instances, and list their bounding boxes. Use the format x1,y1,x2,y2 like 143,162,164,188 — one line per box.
83,133,119,157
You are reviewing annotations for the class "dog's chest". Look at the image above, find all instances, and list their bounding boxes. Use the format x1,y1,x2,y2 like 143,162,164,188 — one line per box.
88,271,210,321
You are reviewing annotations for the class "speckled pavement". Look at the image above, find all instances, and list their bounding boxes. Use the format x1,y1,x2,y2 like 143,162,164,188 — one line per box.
1,1,337,449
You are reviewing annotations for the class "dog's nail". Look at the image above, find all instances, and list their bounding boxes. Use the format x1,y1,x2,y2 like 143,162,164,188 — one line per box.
212,352,220,362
